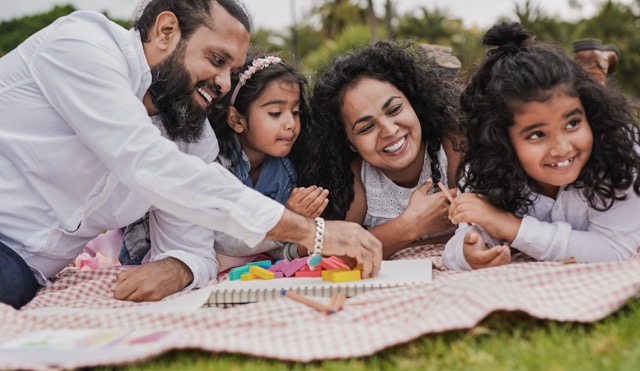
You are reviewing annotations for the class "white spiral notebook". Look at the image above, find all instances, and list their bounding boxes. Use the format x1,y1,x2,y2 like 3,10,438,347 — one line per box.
205,259,432,307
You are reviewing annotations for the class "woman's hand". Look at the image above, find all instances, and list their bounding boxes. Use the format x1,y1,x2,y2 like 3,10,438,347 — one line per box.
462,230,511,269
285,186,329,218
400,180,455,240
449,193,521,243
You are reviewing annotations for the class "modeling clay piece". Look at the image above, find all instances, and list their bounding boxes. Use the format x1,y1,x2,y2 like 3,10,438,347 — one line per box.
249,265,275,280
330,270,362,283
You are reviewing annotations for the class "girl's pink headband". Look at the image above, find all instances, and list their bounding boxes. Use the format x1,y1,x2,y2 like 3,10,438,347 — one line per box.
229,56,282,106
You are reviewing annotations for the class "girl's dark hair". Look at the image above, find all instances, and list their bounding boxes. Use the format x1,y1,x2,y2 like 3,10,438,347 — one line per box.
460,21,640,213
135,0,251,43
301,40,462,220
208,49,310,167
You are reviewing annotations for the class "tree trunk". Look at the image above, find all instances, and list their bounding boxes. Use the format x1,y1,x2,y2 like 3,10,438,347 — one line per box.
385,0,393,39
368,0,378,42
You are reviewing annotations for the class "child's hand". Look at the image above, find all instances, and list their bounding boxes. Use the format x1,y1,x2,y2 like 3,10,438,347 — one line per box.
285,186,329,218
462,230,511,269
449,193,521,243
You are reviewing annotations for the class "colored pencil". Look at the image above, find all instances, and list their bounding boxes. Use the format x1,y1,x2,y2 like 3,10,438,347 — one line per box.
281,289,334,314
437,181,455,204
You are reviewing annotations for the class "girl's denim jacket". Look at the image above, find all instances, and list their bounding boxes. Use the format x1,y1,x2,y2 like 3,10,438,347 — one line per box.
223,140,297,205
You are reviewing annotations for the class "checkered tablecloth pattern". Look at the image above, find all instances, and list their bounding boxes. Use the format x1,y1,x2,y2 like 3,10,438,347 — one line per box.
2,245,640,370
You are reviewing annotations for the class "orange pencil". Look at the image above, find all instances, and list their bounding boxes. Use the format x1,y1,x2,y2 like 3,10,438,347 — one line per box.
329,292,339,312
335,293,347,311
281,289,335,314
437,181,455,204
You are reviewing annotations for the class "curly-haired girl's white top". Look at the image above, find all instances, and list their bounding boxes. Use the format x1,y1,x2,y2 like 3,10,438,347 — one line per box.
361,145,454,241
442,179,640,271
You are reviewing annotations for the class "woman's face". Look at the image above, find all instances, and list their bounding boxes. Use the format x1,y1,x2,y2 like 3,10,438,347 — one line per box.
341,77,424,184
508,89,593,198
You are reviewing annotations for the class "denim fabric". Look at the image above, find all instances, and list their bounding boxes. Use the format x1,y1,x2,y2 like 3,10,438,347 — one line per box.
228,143,297,205
119,215,149,265
0,241,40,309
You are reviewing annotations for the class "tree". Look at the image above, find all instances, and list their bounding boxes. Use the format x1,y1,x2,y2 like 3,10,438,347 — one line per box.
367,0,378,42
311,0,367,41
514,0,572,45
396,6,456,44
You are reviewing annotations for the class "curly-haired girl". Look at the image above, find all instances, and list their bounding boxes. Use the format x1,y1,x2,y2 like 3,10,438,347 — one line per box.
300,41,463,259
442,22,640,270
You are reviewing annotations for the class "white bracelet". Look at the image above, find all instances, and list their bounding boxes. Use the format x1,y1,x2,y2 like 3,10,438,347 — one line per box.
307,217,325,269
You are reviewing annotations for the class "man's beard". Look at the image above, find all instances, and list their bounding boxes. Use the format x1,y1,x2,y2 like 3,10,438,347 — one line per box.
148,43,221,143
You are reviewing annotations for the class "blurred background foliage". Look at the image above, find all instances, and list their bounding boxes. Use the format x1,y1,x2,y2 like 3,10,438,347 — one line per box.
1,0,638,98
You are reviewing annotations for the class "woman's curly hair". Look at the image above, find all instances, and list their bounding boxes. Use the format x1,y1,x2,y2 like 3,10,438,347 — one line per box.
460,21,640,214
208,48,311,170
299,40,463,220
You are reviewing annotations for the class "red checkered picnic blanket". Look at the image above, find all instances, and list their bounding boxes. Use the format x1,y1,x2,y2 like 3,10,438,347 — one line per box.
2,245,640,370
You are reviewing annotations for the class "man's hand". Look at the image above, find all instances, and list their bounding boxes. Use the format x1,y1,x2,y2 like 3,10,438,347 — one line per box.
462,230,511,269
266,210,382,278
320,220,382,278
285,186,329,218
112,257,193,302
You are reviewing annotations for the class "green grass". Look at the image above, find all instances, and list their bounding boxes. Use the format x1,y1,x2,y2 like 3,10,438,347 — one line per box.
107,299,640,370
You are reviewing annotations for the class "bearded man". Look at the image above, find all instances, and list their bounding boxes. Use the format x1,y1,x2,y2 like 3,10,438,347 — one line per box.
0,0,381,309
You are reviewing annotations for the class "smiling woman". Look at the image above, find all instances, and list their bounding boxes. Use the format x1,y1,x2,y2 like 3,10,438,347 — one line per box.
299,40,464,259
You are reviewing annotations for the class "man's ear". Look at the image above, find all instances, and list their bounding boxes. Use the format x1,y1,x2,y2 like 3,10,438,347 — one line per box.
227,106,247,134
149,11,181,53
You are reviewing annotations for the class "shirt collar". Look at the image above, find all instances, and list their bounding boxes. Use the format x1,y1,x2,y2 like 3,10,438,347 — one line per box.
129,28,152,101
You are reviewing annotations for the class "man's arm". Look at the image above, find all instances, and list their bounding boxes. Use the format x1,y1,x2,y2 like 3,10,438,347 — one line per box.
113,208,217,301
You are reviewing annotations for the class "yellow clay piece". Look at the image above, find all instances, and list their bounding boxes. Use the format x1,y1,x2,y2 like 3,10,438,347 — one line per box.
249,265,275,280
330,270,362,283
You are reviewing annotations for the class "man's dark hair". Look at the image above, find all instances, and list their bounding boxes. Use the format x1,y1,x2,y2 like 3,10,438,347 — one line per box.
135,0,252,43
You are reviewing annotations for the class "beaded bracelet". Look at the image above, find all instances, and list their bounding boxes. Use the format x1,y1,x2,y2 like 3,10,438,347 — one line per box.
307,217,325,269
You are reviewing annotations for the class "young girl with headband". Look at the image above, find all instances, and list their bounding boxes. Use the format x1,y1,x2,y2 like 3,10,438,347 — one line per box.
442,22,640,270
120,52,328,268
209,51,329,266
300,41,463,259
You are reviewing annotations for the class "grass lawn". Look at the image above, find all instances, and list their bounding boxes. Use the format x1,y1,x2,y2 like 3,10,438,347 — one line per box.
107,298,640,370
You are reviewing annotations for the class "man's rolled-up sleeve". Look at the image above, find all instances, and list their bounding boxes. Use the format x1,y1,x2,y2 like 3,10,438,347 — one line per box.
147,208,217,289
